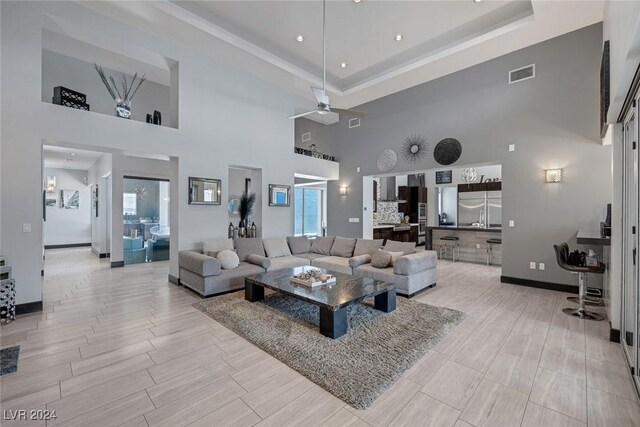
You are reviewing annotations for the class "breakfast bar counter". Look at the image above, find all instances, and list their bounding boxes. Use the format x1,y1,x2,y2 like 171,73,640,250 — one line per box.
427,226,502,265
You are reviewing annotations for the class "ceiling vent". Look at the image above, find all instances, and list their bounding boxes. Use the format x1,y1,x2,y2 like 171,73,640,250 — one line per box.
348,118,361,129
509,64,535,84
301,132,311,142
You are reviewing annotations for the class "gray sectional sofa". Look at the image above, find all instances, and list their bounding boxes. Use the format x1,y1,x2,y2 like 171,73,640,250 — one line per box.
178,236,437,297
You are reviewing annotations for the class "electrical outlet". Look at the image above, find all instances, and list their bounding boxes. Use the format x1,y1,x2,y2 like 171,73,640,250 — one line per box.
539,262,545,270
476,243,481,249
23,223,31,233
509,220,515,228
349,218,360,223
529,262,536,270
356,167,361,173
509,144,515,152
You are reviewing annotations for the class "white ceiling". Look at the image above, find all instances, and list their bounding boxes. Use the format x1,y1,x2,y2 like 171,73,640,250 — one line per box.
77,0,605,122
43,145,104,170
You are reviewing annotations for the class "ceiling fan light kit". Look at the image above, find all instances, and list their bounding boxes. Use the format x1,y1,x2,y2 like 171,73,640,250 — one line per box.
287,0,368,121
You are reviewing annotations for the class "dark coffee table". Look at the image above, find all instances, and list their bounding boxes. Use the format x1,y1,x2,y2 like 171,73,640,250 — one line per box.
244,266,396,339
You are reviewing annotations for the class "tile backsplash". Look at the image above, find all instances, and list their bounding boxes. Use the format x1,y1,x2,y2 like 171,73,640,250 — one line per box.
374,202,403,225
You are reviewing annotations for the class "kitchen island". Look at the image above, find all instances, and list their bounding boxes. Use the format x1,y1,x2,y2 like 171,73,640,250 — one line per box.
427,226,502,265
373,224,419,244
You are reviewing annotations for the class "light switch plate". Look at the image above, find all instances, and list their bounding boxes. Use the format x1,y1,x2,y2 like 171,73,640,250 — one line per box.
356,167,361,172
509,220,515,227
349,218,360,223
539,263,545,270
530,262,536,269
23,223,31,233
509,144,515,152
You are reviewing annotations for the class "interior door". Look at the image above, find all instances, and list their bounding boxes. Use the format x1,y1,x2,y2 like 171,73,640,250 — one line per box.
622,105,639,384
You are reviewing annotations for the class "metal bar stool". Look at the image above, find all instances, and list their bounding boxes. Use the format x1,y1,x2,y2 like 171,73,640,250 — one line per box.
486,238,502,265
553,243,605,321
439,236,460,262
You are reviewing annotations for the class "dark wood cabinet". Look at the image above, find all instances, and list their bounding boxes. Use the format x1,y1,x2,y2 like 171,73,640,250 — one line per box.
458,182,502,192
373,226,419,244
486,181,502,191
373,180,378,212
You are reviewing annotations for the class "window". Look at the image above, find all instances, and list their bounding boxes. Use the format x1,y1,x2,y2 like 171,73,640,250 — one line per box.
123,193,137,215
295,187,325,236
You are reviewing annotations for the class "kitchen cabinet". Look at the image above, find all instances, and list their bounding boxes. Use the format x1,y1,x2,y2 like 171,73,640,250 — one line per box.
373,180,378,212
486,181,502,191
373,226,419,243
458,182,502,192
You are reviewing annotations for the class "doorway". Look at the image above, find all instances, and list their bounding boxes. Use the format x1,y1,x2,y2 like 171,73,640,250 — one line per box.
122,176,170,265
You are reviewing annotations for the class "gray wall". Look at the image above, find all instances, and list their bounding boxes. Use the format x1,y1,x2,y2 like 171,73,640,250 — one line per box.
123,178,160,219
42,49,171,125
301,24,611,287
295,117,338,160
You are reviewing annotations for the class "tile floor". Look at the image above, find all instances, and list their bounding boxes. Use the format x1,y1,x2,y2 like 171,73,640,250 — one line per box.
0,248,639,426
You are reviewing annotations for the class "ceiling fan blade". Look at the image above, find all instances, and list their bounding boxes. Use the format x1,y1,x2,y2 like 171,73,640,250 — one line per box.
311,86,328,105
287,110,319,120
330,108,368,119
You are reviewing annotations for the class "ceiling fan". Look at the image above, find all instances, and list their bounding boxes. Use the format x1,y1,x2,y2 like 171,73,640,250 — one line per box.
287,0,367,120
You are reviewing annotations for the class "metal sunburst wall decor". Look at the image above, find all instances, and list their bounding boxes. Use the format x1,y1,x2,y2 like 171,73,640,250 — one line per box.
401,134,429,164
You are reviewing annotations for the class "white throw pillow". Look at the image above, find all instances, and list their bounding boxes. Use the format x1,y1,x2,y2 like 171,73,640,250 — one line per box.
203,239,234,257
388,251,404,266
217,249,239,270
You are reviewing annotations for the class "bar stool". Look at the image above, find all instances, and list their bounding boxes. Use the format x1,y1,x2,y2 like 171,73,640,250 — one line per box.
439,236,460,262
553,243,605,321
486,238,502,265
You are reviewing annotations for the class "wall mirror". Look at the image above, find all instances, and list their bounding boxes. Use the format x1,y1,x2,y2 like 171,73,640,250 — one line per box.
189,177,221,205
268,184,290,207
227,198,240,214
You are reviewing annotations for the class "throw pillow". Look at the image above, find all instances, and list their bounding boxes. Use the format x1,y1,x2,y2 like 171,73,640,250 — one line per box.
287,236,311,255
371,250,392,268
383,240,416,255
330,236,357,258
263,238,292,258
202,238,234,257
216,250,239,269
353,238,384,256
310,236,335,255
388,251,404,266
234,238,266,262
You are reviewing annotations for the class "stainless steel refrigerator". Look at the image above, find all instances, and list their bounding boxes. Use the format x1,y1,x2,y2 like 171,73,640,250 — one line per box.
458,190,502,228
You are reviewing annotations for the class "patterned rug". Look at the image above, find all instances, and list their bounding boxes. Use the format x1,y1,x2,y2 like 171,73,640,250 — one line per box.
0,345,20,375
194,291,464,409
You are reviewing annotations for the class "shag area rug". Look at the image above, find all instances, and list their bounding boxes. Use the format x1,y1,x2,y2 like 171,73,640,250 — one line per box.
194,291,465,409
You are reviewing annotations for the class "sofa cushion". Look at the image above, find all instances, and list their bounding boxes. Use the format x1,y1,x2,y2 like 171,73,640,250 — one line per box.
263,238,292,258
330,236,357,258
348,254,371,268
246,254,271,269
202,239,234,257
178,250,221,277
311,256,352,275
353,238,384,256
234,238,266,261
353,264,436,296
383,240,416,255
267,256,310,272
294,253,328,261
217,250,240,269
310,237,335,255
287,236,311,255
371,250,392,268
394,251,438,275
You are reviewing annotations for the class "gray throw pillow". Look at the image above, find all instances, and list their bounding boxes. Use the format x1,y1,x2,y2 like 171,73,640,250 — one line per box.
383,240,416,255
388,251,404,266
349,254,371,268
263,238,292,258
330,236,357,258
353,238,384,256
310,236,335,255
371,250,392,268
287,236,311,255
234,238,266,261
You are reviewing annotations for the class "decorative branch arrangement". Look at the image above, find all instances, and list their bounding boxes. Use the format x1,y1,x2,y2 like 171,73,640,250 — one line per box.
239,191,256,226
93,63,146,118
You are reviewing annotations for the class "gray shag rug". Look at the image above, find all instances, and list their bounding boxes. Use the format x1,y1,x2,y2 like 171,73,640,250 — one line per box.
194,291,465,409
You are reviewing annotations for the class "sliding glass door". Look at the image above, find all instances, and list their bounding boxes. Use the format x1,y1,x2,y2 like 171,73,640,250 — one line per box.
295,187,325,237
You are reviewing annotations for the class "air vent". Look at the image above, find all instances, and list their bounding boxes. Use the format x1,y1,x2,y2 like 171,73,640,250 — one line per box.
509,64,535,84
348,118,361,128
301,132,311,142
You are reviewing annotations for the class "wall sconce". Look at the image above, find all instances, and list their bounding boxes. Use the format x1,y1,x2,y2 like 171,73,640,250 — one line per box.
545,169,562,183
46,176,56,192
340,186,348,196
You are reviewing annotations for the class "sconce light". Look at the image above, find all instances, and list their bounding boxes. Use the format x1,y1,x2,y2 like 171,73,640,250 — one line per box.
340,186,348,196
46,176,56,192
545,169,562,183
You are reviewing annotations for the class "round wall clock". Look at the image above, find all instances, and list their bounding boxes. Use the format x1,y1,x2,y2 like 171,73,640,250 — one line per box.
433,138,462,165
377,149,398,172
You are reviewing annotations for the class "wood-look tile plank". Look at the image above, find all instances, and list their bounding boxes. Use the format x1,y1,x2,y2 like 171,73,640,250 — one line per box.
521,402,585,427
52,390,154,427
586,387,640,427
187,398,260,427
402,351,449,385
255,386,344,427
586,357,638,400
388,392,460,427
529,367,587,422
347,378,421,427
321,408,370,427
460,379,528,427
421,361,483,410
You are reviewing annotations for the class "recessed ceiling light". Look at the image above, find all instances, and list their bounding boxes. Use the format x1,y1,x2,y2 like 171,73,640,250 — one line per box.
353,0,363,3
296,35,304,42
340,62,347,68
70,152,77,156
394,34,404,41
473,0,482,3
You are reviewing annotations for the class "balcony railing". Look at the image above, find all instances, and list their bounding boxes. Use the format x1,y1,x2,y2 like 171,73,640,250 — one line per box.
294,146,337,162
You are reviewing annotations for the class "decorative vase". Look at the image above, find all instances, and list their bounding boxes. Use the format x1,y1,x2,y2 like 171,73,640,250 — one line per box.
153,110,162,125
115,99,131,119
238,220,246,238
251,222,257,238
228,222,234,239
146,114,153,123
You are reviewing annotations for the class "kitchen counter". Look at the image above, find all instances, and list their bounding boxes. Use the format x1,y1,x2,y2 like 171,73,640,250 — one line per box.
577,230,610,247
428,226,501,232
427,227,502,265
373,223,419,229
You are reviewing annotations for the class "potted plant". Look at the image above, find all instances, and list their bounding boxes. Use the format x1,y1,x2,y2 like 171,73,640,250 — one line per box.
238,192,255,237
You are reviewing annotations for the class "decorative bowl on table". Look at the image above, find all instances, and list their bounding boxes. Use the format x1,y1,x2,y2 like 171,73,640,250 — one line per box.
290,269,336,287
